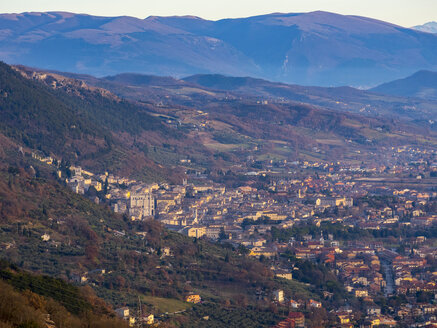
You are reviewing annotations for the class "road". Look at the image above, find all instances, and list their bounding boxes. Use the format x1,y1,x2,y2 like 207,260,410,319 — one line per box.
381,260,394,296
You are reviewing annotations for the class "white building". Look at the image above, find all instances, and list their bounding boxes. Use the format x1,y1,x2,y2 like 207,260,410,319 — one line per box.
115,307,129,318
129,192,155,220
273,289,284,303
316,197,353,208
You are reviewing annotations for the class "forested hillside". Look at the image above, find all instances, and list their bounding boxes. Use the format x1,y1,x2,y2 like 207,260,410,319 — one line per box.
0,261,127,328
0,62,205,182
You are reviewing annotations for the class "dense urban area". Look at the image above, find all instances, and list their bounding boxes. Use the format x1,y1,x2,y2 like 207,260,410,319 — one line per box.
27,141,437,328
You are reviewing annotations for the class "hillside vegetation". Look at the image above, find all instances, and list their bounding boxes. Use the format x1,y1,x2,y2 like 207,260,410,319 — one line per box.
0,62,208,182
0,261,127,328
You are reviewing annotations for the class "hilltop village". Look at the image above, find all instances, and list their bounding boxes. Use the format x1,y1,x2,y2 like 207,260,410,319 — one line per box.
32,144,437,328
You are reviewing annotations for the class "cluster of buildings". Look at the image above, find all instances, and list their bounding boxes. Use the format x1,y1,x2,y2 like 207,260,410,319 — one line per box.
64,167,156,220
114,306,154,327
267,234,437,327
30,143,437,327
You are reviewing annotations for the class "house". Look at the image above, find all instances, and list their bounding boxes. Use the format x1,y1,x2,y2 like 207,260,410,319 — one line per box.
71,273,88,284
129,191,155,220
161,247,172,257
273,312,305,328
289,299,301,309
248,246,277,258
128,316,136,327
273,289,284,303
70,166,82,176
115,307,129,319
316,197,353,208
308,299,322,308
287,312,305,327
251,238,267,247
316,197,336,207
367,306,381,316
373,316,397,327
142,314,154,325
185,294,201,304
274,268,292,280
411,216,437,227
205,226,222,239
41,233,50,242
352,276,368,286
337,312,352,324
355,289,369,298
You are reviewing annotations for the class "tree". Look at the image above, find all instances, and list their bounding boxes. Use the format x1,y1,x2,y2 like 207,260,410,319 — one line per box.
103,177,108,194
85,244,99,262
219,227,227,240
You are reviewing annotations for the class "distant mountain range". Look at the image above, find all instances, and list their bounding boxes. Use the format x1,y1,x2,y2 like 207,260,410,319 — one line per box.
413,22,437,34
1,11,437,86
371,70,437,101
65,70,435,122
183,73,437,118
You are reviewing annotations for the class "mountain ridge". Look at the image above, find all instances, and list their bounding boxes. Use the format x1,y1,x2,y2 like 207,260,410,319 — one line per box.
371,70,437,100
18,64,437,128
2,11,437,86
412,21,437,34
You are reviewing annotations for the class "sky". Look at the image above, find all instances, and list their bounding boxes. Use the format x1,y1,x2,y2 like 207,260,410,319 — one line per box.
0,0,436,27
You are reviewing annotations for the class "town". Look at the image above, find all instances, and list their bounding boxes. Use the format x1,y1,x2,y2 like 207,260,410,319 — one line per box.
32,144,437,327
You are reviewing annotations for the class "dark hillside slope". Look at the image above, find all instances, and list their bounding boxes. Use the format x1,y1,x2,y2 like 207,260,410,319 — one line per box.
371,70,437,100
0,62,202,181
0,262,128,328
0,62,112,157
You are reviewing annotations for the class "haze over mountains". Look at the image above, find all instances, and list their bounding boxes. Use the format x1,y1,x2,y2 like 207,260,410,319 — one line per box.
2,11,437,87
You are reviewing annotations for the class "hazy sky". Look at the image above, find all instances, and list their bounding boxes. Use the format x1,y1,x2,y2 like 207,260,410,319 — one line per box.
0,0,436,27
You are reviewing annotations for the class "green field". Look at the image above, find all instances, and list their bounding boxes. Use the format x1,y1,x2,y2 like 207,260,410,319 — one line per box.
141,295,192,313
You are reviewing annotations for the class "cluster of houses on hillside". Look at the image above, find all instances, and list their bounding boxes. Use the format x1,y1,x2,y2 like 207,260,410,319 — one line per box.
30,143,437,327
